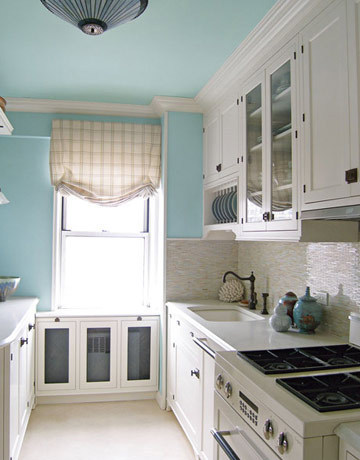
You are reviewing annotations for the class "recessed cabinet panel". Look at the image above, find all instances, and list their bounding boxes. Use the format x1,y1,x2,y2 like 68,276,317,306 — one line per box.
37,321,76,391
121,320,158,388
204,112,221,184
220,95,240,175
80,321,117,390
127,326,151,380
45,329,69,384
301,0,351,204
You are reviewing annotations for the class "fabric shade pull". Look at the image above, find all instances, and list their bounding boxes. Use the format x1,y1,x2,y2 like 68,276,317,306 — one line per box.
50,120,161,206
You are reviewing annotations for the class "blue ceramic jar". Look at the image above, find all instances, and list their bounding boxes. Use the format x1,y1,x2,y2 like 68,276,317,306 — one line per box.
293,287,322,333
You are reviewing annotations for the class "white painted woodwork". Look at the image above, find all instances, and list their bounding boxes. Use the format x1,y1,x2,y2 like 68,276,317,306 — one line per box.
339,439,360,460
0,107,13,135
203,110,221,184
36,315,159,397
79,321,118,390
36,320,77,392
9,340,20,460
120,319,159,389
241,69,267,232
301,0,351,204
18,325,28,431
173,330,202,450
201,351,215,460
220,93,240,177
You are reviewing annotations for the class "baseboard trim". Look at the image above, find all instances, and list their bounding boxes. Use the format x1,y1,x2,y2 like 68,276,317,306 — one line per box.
36,391,157,405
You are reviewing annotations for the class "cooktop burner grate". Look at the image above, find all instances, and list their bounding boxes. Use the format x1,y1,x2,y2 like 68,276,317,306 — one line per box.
276,371,360,412
237,345,360,375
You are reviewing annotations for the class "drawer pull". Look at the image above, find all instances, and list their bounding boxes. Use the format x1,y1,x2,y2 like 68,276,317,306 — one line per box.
190,368,200,379
20,338,28,347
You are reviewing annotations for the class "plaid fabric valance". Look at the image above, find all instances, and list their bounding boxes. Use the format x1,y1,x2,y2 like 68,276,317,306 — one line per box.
50,120,161,205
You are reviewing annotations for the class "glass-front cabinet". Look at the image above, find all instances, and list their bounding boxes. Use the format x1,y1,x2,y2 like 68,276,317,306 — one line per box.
120,319,159,389
37,320,76,391
242,40,298,233
79,321,117,389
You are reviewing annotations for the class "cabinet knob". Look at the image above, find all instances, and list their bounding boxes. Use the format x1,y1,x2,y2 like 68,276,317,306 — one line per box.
216,163,222,172
28,323,35,331
20,337,28,347
190,368,200,379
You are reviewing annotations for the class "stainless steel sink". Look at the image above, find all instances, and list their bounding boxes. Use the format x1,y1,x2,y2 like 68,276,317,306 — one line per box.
188,305,264,322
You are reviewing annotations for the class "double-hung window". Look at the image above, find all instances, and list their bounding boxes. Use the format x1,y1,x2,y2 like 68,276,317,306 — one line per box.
56,195,149,310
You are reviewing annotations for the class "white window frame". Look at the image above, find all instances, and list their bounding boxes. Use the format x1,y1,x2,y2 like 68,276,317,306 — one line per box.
51,191,151,311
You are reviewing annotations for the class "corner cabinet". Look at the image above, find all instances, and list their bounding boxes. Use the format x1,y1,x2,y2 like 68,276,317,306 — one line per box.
36,314,159,400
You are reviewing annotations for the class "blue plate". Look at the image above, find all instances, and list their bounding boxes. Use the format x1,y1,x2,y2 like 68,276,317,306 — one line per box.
223,192,232,222
230,191,237,221
212,195,221,222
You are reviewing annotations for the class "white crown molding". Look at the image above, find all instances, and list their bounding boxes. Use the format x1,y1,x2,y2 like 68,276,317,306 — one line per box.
150,96,203,117
5,97,157,118
195,0,332,111
5,96,203,119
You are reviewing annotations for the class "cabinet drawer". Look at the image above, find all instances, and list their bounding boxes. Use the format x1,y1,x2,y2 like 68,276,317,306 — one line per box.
174,316,202,350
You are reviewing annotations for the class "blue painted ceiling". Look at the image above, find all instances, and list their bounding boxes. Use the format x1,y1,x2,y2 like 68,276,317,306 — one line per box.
2,0,277,105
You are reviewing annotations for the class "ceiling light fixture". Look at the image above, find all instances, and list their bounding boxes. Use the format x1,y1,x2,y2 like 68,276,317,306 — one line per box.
40,0,148,36
0,188,9,205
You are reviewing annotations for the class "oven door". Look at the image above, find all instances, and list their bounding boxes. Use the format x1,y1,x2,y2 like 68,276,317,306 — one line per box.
213,392,280,460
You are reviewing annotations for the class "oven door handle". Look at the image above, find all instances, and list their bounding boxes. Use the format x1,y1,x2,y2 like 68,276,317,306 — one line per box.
193,337,216,359
211,429,240,460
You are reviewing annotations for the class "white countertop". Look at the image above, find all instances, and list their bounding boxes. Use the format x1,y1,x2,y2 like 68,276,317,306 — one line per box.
0,296,39,347
167,299,346,351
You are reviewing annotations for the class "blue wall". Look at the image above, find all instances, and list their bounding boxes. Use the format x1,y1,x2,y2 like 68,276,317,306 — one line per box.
0,112,161,310
166,112,203,238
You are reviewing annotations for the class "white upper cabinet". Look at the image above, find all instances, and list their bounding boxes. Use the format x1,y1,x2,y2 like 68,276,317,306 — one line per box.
203,110,221,184
242,39,299,234
301,0,357,207
203,91,240,185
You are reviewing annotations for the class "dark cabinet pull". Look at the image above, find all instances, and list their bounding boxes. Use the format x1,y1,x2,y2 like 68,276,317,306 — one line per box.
190,368,200,379
346,168,358,184
216,163,222,172
20,337,28,347
28,323,35,331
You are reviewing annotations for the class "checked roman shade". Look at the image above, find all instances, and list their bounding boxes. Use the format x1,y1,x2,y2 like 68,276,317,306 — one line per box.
50,120,161,205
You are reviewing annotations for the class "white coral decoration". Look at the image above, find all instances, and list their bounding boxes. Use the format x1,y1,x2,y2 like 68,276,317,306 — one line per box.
218,279,244,302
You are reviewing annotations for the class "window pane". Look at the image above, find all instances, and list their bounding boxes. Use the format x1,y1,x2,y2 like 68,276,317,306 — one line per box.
62,237,145,308
64,196,147,233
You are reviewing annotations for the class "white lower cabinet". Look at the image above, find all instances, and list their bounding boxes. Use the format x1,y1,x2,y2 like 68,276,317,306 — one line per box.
167,310,222,460
36,314,159,398
2,309,36,460
339,439,360,460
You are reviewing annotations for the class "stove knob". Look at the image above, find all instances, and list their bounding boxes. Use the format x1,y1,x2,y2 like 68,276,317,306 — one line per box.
263,419,274,440
216,374,224,390
278,432,288,454
224,381,232,399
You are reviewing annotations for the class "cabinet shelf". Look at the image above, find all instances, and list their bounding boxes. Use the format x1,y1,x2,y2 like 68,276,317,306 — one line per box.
249,127,291,153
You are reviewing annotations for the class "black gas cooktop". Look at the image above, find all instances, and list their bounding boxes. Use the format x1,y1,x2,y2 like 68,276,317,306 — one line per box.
237,344,360,375
276,372,360,412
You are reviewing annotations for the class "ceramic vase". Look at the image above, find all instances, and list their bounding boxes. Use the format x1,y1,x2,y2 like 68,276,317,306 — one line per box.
293,287,322,334
269,302,291,332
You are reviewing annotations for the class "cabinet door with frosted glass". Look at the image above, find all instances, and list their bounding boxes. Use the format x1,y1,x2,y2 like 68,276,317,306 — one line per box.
37,320,76,391
242,71,267,231
266,40,298,231
120,319,159,389
79,321,117,390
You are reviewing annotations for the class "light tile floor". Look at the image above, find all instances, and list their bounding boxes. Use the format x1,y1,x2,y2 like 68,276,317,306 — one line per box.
19,400,195,460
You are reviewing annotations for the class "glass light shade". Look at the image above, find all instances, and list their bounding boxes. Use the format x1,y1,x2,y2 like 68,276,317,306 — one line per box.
40,0,148,35
0,189,9,205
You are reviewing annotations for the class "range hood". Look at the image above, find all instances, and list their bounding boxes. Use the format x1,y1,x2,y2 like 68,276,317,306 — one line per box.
301,205,360,220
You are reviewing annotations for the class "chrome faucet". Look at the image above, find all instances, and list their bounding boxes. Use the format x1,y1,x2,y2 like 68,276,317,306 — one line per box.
222,271,257,310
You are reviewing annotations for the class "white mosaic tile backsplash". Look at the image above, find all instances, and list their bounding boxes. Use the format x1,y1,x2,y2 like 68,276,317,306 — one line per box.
166,240,238,301
166,240,360,338
237,242,360,338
